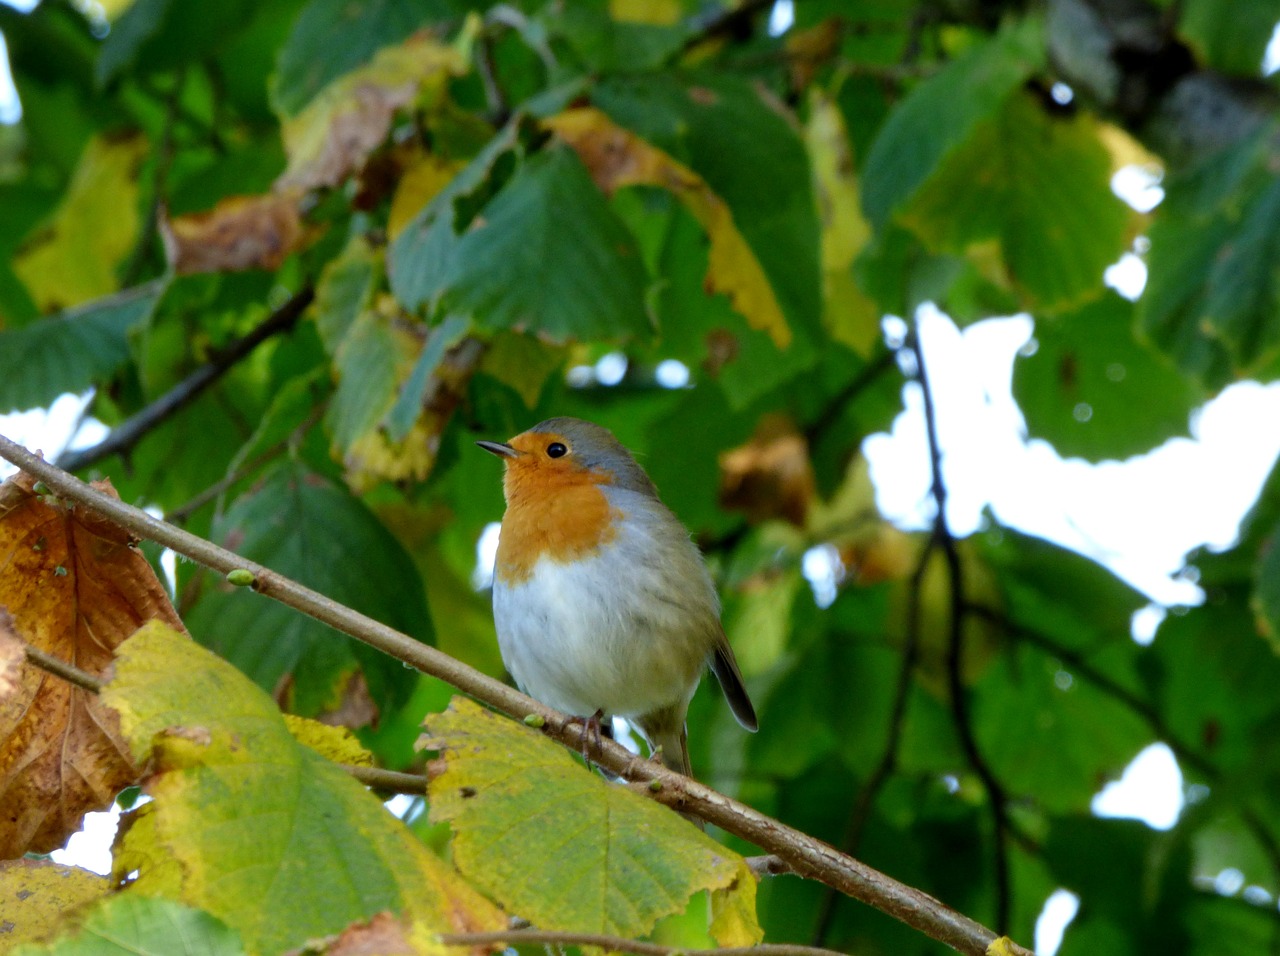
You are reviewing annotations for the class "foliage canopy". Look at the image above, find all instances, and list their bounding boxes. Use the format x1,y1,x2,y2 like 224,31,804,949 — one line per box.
2,0,1280,953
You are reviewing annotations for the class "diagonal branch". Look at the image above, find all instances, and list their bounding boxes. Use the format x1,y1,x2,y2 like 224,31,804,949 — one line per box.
0,434,1034,956
910,325,1013,934
55,286,315,473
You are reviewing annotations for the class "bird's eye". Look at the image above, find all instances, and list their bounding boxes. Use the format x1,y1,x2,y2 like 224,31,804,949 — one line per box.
546,442,568,459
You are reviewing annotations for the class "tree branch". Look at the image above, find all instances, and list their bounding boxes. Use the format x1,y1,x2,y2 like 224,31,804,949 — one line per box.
437,928,848,956
910,326,1012,933
0,435,1033,956
55,286,315,473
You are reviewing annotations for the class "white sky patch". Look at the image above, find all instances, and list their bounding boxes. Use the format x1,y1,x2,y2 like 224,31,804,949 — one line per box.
656,358,690,389
50,802,127,875
1264,21,1280,75
1034,889,1081,956
768,0,795,36
1104,252,1148,300
864,307,1280,606
594,351,627,386
1091,742,1184,829
0,392,108,477
472,521,501,590
1111,164,1164,213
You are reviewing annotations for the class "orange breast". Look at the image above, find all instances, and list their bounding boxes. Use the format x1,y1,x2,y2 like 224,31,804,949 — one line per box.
495,467,619,586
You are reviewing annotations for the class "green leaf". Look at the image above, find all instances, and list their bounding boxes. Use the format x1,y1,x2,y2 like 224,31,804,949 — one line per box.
101,623,502,955
184,460,433,716
391,142,652,342
0,281,164,414
272,0,448,117
96,0,257,86
13,895,246,956
861,18,1044,228
1253,523,1280,652
903,93,1131,309
422,696,762,946
592,71,822,341
1178,0,1280,74
326,307,415,452
1013,293,1203,460
1141,127,1280,386
386,313,471,441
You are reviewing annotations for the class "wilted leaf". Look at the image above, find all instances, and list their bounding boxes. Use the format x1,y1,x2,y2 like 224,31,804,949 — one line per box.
548,106,790,349
160,192,318,274
421,697,762,944
388,154,466,240
0,859,108,948
13,134,148,312
718,413,815,527
272,0,449,117
0,472,184,858
277,34,467,192
102,623,503,955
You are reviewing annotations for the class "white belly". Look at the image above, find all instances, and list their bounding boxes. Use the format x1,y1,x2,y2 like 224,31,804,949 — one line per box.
491,526,716,720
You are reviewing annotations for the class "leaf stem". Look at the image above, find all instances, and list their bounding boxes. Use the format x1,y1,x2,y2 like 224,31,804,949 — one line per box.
437,928,847,956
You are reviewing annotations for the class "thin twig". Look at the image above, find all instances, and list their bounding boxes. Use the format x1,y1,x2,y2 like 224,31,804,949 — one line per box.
165,404,324,525
342,764,427,794
438,929,847,956
23,646,104,693
0,436,1034,956
55,286,315,473
811,526,933,945
910,325,1012,934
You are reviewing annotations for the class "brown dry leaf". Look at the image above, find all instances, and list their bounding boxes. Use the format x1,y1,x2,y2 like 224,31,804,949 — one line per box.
0,609,21,699
547,107,791,349
160,191,319,275
278,35,467,193
310,912,419,956
0,472,186,859
719,414,816,527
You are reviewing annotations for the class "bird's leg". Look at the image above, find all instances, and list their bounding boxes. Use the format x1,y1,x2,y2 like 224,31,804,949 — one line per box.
577,709,607,769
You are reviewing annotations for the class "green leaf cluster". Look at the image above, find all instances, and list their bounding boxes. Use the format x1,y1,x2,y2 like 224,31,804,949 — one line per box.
3,0,1280,953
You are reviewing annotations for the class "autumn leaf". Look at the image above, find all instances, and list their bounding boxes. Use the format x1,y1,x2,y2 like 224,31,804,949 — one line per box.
12,134,148,313
718,413,816,527
277,34,468,192
0,858,108,948
159,192,319,275
0,472,184,859
421,697,763,946
547,106,791,349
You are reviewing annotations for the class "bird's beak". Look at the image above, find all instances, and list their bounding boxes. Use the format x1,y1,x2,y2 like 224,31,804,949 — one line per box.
476,440,518,459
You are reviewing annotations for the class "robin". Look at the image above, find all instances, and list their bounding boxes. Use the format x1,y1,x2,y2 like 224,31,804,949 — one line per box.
477,417,758,776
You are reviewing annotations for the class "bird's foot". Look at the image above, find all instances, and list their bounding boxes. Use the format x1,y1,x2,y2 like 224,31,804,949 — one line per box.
577,709,608,769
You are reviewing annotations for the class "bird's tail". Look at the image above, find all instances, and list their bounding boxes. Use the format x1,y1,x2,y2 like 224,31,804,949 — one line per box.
649,725,692,776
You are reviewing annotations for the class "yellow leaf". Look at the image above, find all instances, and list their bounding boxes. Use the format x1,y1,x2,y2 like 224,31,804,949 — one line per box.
282,714,375,767
0,859,107,947
102,623,504,955
547,107,790,349
421,696,762,942
388,154,466,240
478,331,565,408
804,90,879,355
610,0,681,24
13,134,147,312
278,36,468,192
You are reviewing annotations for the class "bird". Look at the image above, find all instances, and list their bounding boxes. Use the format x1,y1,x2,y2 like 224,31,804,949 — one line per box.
477,416,757,777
